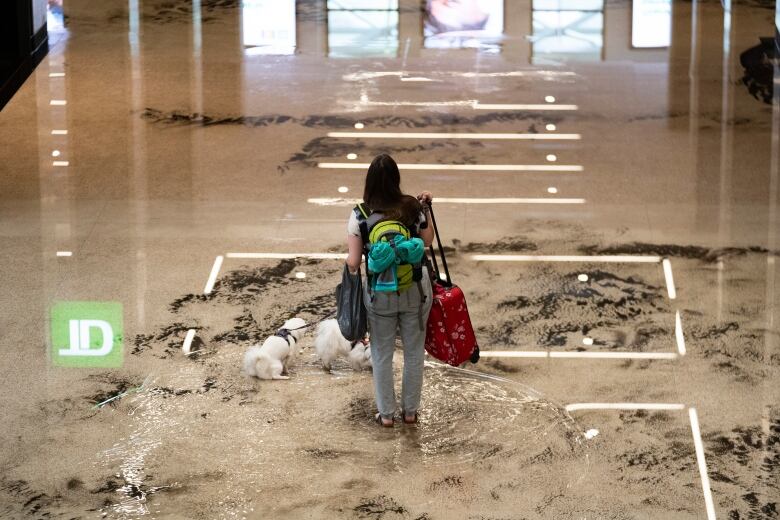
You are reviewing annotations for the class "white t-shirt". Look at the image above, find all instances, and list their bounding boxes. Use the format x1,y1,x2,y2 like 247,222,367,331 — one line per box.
347,208,427,237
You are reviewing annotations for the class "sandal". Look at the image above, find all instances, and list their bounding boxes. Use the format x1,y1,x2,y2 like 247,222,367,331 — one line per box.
402,411,418,424
375,413,393,428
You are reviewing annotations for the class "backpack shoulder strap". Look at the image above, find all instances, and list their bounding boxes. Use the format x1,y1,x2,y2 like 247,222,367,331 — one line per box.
354,204,371,245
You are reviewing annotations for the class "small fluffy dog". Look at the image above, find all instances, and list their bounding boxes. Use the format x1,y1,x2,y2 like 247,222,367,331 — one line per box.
314,319,372,371
243,317,306,380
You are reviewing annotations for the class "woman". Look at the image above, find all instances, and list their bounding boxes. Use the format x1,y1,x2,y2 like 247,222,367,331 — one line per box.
346,154,434,427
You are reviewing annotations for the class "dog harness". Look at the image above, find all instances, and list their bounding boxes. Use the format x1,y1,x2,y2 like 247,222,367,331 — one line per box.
350,338,368,350
274,328,294,346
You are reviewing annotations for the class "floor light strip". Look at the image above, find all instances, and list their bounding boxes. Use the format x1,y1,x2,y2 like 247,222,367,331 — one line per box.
471,254,663,263
473,102,578,110
318,162,583,172
550,351,678,360
480,351,677,360
565,403,686,412
689,407,718,520
662,258,677,299
182,329,197,355
326,132,582,141
480,351,549,358
226,253,348,260
307,197,586,206
675,311,687,356
203,255,223,295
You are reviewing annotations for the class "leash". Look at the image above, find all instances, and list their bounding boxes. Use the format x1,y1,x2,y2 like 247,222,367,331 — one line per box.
280,311,337,333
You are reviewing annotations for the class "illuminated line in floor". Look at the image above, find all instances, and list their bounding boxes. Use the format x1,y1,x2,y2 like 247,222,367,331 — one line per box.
182,329,197,355
273,218,346,222
223,252,663,264
565,403,686,412
480,351,548,358
318,162,584,172
689,407,717,520
226,252,348,260
203,255,223,295
307,197,587,206
400,77,435,82
359,99,473,107
56,251,73,257
550,351,677,360
662,258,677,299
473,102,578,111
50,100,67,106
52,161,69,167
675,311,687,356
471,254,663,263
49,72,65,77
342,71,578,81
480,351,677,360
326,132,582,141
51,130,68,135
357,99,579,111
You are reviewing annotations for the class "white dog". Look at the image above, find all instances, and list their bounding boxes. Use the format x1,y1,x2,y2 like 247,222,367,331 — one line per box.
314,319,372,372
243,317,306,380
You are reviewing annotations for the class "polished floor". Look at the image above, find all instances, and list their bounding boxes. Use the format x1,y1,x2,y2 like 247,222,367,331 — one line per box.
0,1,779,519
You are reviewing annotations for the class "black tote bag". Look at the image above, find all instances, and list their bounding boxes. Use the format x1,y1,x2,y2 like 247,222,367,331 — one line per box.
336,265,368,341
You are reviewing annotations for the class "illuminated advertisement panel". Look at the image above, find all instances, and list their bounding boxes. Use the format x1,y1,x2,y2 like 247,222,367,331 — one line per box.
631,0,671,48
423,0,504,50
242,0,296,56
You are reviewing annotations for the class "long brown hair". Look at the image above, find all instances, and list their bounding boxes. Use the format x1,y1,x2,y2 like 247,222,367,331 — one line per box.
363,154,422,227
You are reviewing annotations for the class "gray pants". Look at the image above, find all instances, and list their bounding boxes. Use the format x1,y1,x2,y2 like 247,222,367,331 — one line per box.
365,272,433,419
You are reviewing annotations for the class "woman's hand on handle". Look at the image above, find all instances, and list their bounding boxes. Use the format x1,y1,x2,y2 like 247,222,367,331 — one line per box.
417,192,434,247
417,191,433,205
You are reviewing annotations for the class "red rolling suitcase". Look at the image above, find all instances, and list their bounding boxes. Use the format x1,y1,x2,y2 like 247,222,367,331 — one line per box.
424,204,480,366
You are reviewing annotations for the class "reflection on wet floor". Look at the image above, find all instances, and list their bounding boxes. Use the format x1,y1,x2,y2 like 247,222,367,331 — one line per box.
97,356,589,518
0,0,779,518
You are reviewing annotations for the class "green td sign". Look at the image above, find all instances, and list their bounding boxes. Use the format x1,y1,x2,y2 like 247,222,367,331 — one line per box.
51,301,123,367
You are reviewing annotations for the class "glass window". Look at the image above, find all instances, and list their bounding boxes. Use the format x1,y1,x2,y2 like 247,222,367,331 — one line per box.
242,0,296,56
327,2,399,58
327,0,398,9
532,0,603,63
631,0,672,48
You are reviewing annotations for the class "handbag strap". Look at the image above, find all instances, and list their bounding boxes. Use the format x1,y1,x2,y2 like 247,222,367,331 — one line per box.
426,202,453,287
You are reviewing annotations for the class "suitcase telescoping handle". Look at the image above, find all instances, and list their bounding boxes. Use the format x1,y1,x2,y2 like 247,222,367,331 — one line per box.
426,202,453,287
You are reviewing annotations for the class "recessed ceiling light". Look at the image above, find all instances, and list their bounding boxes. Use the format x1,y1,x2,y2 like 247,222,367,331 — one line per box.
578,273,589,282
338,186,349,193
582,337,594,346
545,124,556,131
295,272,306,279
545,96,556,103
547,187,558,194
354,123,365,129
52,150,61,157
346,153,357,160
546,154,557,162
